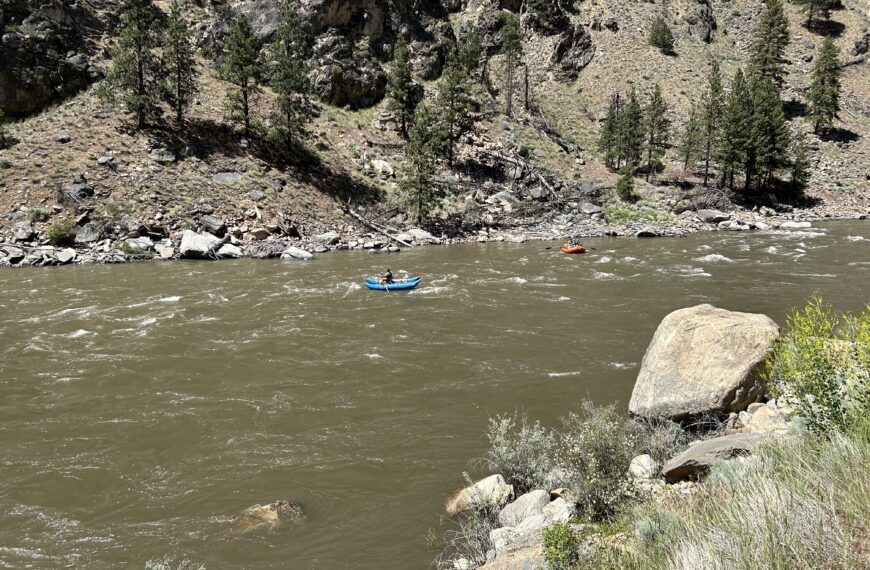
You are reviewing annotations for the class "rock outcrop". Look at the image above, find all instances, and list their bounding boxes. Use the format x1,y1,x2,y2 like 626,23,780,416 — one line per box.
662,433,762,482
0,0,100,116
629,304,779,421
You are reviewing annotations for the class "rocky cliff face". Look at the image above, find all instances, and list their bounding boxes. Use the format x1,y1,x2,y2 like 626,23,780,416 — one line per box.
0,0,102,116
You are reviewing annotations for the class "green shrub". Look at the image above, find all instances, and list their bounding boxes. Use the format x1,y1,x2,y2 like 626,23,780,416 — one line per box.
648,16,675,54
766,295,870,433
556,402,639,520
604,205,673,225
45,219,76,246
26,207,50,222
484,412,557,495
632,416,689,466
615,166,637,202
543,522,580,569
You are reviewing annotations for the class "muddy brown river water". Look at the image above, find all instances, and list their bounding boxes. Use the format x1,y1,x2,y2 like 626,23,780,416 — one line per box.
1,221,869,568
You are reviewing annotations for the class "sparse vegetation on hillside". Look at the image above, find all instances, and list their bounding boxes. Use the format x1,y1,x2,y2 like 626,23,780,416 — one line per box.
648,16,675,55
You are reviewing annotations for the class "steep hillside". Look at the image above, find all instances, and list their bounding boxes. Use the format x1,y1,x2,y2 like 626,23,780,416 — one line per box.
0,0,868,265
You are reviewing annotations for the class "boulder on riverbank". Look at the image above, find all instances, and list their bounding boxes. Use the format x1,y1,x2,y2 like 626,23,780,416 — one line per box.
445,474,514,516
179,230,240,259
662,433,762,482
629,304,779,422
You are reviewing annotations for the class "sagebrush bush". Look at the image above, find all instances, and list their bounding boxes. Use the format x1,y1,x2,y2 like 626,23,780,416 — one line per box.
26,207,50,222
766,295,870,433
631,416,689,465
556,401,639,520
484,413,557,495
543,522,580,569
45,219,76,246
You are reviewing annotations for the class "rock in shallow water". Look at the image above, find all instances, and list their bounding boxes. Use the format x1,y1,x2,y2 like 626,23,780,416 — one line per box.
446,474,514,516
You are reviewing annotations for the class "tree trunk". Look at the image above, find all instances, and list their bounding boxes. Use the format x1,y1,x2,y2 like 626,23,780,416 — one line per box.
524,65,529,112
506,51,514,117
242,81,250,134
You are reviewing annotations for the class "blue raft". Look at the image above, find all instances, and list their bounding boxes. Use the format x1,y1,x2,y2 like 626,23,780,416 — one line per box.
364,276,422,291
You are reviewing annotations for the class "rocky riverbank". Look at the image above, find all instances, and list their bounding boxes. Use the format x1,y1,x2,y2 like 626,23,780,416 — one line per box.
437,303,813,570
1,197,866,268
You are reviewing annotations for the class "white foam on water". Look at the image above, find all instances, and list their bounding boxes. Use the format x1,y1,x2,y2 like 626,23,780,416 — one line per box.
547,371,582,378
696,245,713,251
557,296,571,301
766,246,780,254
140,317,157,326
609,362,636,370
365,353,383,360
592,271,622,280
694,254,734,263
508,277,528,285
159,296,181,303
596,256,613,263
65,329,93,338
847,235,867,242
413,286,450,295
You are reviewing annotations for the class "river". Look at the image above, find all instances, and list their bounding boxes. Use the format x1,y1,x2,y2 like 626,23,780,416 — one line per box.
1,221,868,568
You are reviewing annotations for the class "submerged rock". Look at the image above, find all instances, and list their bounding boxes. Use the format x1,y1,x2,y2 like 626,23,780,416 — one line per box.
629,304,779,421
226,499,305,534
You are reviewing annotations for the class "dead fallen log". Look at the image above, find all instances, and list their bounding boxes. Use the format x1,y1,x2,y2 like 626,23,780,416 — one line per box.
341,202,414,248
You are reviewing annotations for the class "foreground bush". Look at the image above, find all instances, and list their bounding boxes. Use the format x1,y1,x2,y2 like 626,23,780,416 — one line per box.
543,522,580,569
484,413,557,495
433,482,501,569
557,402,639,520
766,295,870,433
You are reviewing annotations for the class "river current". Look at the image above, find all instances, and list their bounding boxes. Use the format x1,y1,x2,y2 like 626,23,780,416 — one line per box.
1,221,868,568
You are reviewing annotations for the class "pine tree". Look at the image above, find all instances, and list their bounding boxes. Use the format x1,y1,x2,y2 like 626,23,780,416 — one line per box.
699,60,724,186
789,126,811,195
500,15,522,117
616,88,646,168
435,53,475,166
648,15,675,54
386,37,417,139
749,0,790,88
270,0,311,146
598,97,620,169
616,166,637,202
643,84,670,181
807,37,841,136
750,74,790,193
678,103,702,172
400,102,446,224
164,0,198,125
221,14,263,135
717,68,753,190
456,30,483,75
793,0,836,27
104,0,164,129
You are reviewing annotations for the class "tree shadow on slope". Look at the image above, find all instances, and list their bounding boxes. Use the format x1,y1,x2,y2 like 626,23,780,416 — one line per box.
806,19,846,38
821,127,860,144
130,119,382,205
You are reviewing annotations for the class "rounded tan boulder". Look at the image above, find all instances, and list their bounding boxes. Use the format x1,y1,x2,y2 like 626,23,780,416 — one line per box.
628,304,779,422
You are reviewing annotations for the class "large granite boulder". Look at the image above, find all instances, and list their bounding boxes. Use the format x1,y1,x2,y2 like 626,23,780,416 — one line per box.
629,305,779,421
179,230,240,259
662,433,762,482
446,474,514,516
498,489,550,527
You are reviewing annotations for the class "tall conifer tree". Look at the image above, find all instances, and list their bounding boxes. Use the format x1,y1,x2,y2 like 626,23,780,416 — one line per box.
386,37,417,139
400,102,446,224
270,0,311,146
643,84,670,181
501,15,522,117
717,68,753,190
678,103,702,172
435,53,475,166
699,61,724,186
750,75,790,193
221,14,263,135
616,88,645,168
104,0,164,128
793,0,836,27
749,0,790,88
598,97,620,169
164,0,198,126
807,37,841,135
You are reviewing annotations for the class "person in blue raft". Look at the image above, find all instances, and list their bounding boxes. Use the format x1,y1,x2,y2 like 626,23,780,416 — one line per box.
379,268,394,284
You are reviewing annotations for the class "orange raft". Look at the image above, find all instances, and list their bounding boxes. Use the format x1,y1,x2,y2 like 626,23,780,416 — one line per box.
560,244,586,254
